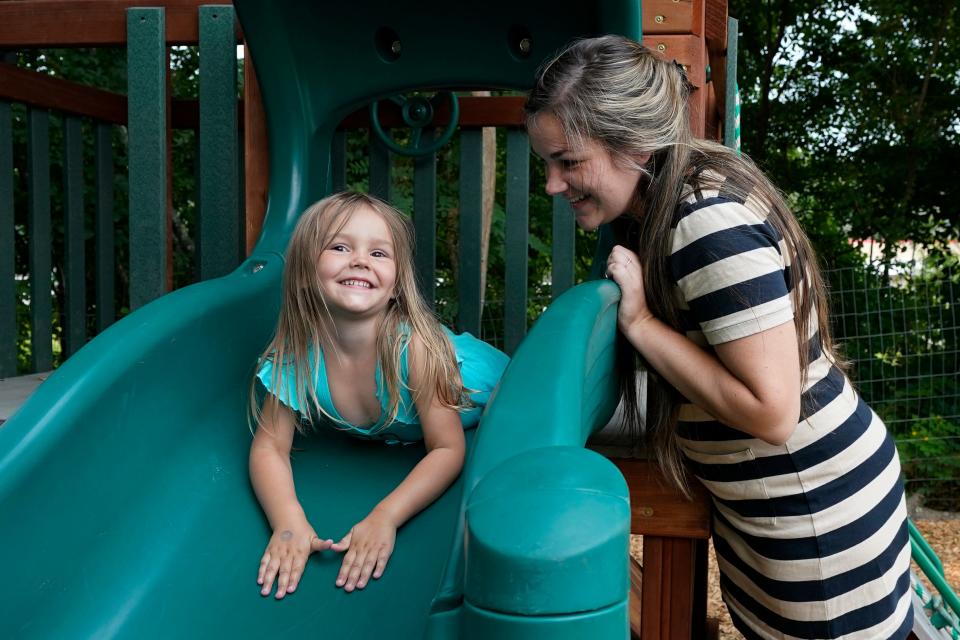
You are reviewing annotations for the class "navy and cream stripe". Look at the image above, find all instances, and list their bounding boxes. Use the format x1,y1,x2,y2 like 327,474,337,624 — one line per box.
669,177,912,638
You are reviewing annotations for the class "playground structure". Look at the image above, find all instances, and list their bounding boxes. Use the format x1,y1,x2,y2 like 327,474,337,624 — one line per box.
1,0,958,638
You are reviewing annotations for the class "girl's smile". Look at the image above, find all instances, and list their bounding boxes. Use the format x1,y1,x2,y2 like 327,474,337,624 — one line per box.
318,205,397,318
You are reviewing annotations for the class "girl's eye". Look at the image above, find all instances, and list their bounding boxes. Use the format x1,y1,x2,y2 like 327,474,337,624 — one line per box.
562,159,581,169
329,244,348,252
371,249,389,258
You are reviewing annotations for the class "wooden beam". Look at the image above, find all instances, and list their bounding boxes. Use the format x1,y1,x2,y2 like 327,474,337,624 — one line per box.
0,0,242,47
609,458,711,539
0,62,127,123
339,95,526,130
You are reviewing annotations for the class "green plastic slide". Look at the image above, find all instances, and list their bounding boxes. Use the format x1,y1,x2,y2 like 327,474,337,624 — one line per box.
1,2,642,636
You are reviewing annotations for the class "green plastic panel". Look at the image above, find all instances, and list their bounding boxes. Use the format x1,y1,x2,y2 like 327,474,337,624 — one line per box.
0,101,14,376
552,195,575,299
198,5,241,280
465,447,629,614
95,122,115,332
27,108,52,372
369,130,391,200
504,130,529,355
458,129,483,335
63,115,86,357
462,600,629,640
725,17,739,150
331,131,347,192
413,132,437,309
127,7,167,309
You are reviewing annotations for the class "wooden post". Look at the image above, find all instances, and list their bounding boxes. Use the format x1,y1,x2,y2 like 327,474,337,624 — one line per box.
243,44,269,256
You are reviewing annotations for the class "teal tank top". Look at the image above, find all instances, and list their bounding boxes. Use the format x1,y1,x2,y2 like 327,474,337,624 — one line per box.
256,326,509,445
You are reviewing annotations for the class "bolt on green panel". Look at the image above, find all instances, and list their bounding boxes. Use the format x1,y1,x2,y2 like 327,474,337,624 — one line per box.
504,130,529,355
0,102,15,376
127,7,167,309
199,5,240,280
28,108,52,372
95,122,115,332
413,132,437,309
63,115,86,357
552,195,575,299
458,129,483,336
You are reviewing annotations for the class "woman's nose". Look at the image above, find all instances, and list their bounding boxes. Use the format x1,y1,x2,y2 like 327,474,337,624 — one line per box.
544,165,567,196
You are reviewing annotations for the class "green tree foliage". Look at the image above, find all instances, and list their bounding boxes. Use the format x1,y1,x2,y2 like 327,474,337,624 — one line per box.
731,0,960,507
731,0,959,261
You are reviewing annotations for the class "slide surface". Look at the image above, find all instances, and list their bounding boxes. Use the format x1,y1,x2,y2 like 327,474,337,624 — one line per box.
0,253,627,638
0,257,460,637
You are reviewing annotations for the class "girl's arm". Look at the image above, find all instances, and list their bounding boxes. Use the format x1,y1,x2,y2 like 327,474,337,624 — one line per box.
331,334,466,592
608,244,802,445
249,398,333,599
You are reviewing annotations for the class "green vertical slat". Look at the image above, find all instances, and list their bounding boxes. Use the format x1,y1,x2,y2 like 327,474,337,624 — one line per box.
458,129,483,335
199,4,239,280
0,102,15,376
127,7,167,309
368,131,391,200
331,131,347,192
413,131,436,308
27,109,52,372
95,122,115,332
724,17,739,150
504,130,529,356
63,116,86,357
552,196,575,299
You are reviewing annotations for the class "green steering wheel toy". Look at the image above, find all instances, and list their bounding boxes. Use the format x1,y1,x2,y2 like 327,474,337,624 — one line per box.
369,91,460,157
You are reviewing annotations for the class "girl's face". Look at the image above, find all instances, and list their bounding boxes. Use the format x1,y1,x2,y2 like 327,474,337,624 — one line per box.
529,112,648,231
317,205,398,320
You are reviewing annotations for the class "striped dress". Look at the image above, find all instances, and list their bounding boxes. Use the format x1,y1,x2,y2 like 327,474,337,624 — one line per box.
667,178,913,639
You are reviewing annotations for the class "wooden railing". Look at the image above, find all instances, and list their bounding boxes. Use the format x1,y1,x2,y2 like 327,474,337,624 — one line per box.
0,0,734,383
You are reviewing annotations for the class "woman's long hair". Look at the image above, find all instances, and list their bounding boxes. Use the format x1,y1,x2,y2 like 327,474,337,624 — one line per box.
250,192,467,435
525,35,842,493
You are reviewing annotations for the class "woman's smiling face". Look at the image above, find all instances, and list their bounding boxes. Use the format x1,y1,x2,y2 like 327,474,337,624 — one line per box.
528,112,648,231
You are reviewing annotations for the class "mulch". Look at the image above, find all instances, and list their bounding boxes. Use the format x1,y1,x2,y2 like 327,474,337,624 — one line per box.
629,518,960,639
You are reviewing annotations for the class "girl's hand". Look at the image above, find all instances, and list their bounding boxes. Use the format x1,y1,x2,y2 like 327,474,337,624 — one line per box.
331,509,398,592
607,245,654,332
258,524,333,599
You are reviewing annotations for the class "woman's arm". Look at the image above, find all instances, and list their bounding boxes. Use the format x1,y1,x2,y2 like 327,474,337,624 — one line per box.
331,334,466,592
608,244,801,445
249,398,332,599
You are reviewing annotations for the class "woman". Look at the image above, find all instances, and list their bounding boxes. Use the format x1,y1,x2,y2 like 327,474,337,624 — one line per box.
525,35,912,639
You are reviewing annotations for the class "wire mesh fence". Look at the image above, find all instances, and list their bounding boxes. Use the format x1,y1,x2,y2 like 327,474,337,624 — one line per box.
473,255,960,511
827,256,960,510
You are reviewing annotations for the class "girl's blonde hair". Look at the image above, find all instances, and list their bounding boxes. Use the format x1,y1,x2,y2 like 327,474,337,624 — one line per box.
526,36,843,493
250,191,467,435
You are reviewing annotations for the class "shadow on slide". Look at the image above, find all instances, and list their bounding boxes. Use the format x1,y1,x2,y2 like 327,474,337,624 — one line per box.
0,254,631,638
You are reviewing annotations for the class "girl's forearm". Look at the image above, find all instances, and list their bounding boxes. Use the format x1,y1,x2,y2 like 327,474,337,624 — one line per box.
249,446,309,529
623,316,796,444
371,446,463,527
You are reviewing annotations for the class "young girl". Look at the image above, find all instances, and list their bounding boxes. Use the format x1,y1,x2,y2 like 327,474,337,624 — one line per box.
249,192,509,600
525,36,913,638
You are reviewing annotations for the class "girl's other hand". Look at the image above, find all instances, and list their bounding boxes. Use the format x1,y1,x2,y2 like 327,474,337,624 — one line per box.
607,244,654,332
258,524,333,599
331,509,398,592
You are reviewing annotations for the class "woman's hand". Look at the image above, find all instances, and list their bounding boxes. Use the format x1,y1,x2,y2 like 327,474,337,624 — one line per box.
607,244,654,332
331,509,398,592
258,523,333,599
